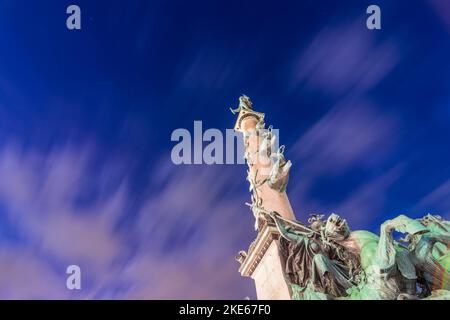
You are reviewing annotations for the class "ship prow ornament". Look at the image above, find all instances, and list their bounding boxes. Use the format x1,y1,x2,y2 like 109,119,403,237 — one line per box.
231,96,450,300
231,95,266,133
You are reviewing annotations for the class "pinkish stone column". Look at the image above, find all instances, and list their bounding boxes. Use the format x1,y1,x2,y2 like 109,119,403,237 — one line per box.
233,97,296,222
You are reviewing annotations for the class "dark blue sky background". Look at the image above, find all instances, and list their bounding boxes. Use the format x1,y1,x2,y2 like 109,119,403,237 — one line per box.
0,0,449,299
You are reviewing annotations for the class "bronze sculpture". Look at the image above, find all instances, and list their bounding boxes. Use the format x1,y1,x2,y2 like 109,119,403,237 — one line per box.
232,95,450,300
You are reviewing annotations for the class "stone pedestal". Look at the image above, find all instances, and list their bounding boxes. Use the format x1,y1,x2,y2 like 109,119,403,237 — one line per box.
238,223,292,300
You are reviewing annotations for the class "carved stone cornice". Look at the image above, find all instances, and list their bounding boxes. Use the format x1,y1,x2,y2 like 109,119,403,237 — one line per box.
233,109,265,132
238,222,280,277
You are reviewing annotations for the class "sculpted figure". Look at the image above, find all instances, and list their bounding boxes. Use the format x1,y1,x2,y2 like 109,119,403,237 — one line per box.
270,212,441,299
419,214,450,258
230,94,253,114
420,214,450,234
402,214,450,297
259,125,275,159
310,213,449,299
230,95,449,300
255,118,266,131
321,213,425,299
267,146,291,192
269,212,358,299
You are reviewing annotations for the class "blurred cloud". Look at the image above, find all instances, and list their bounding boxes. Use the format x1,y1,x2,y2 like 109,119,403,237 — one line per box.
290,21,399,96
0,248,68,299
415,179,450,219
335,165,404,229
0,142,253,299
285,18,405,227
427,0,450,34
288,99,402,227
0,143,127,270
291,98,399,175
177,47,242,92
129,162,254,299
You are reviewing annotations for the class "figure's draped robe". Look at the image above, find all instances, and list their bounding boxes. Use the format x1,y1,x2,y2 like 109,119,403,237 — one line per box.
281,236,354,298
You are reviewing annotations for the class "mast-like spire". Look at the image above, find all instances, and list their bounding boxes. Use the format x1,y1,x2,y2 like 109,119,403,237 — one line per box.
232,95,296,230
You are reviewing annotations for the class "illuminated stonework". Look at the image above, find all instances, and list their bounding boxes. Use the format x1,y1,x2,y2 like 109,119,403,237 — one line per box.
232,96,450,300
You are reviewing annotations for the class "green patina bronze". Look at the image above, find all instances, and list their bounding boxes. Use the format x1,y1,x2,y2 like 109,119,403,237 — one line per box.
232,95,449,300
269,211,450,300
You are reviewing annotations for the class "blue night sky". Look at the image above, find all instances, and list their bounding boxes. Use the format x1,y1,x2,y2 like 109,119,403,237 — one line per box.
0,0,449,299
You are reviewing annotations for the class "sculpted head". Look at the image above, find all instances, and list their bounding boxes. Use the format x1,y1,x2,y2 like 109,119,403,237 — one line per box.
239,95,253,110
308,214,325,232
420,214,443,227
324,213,350,241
